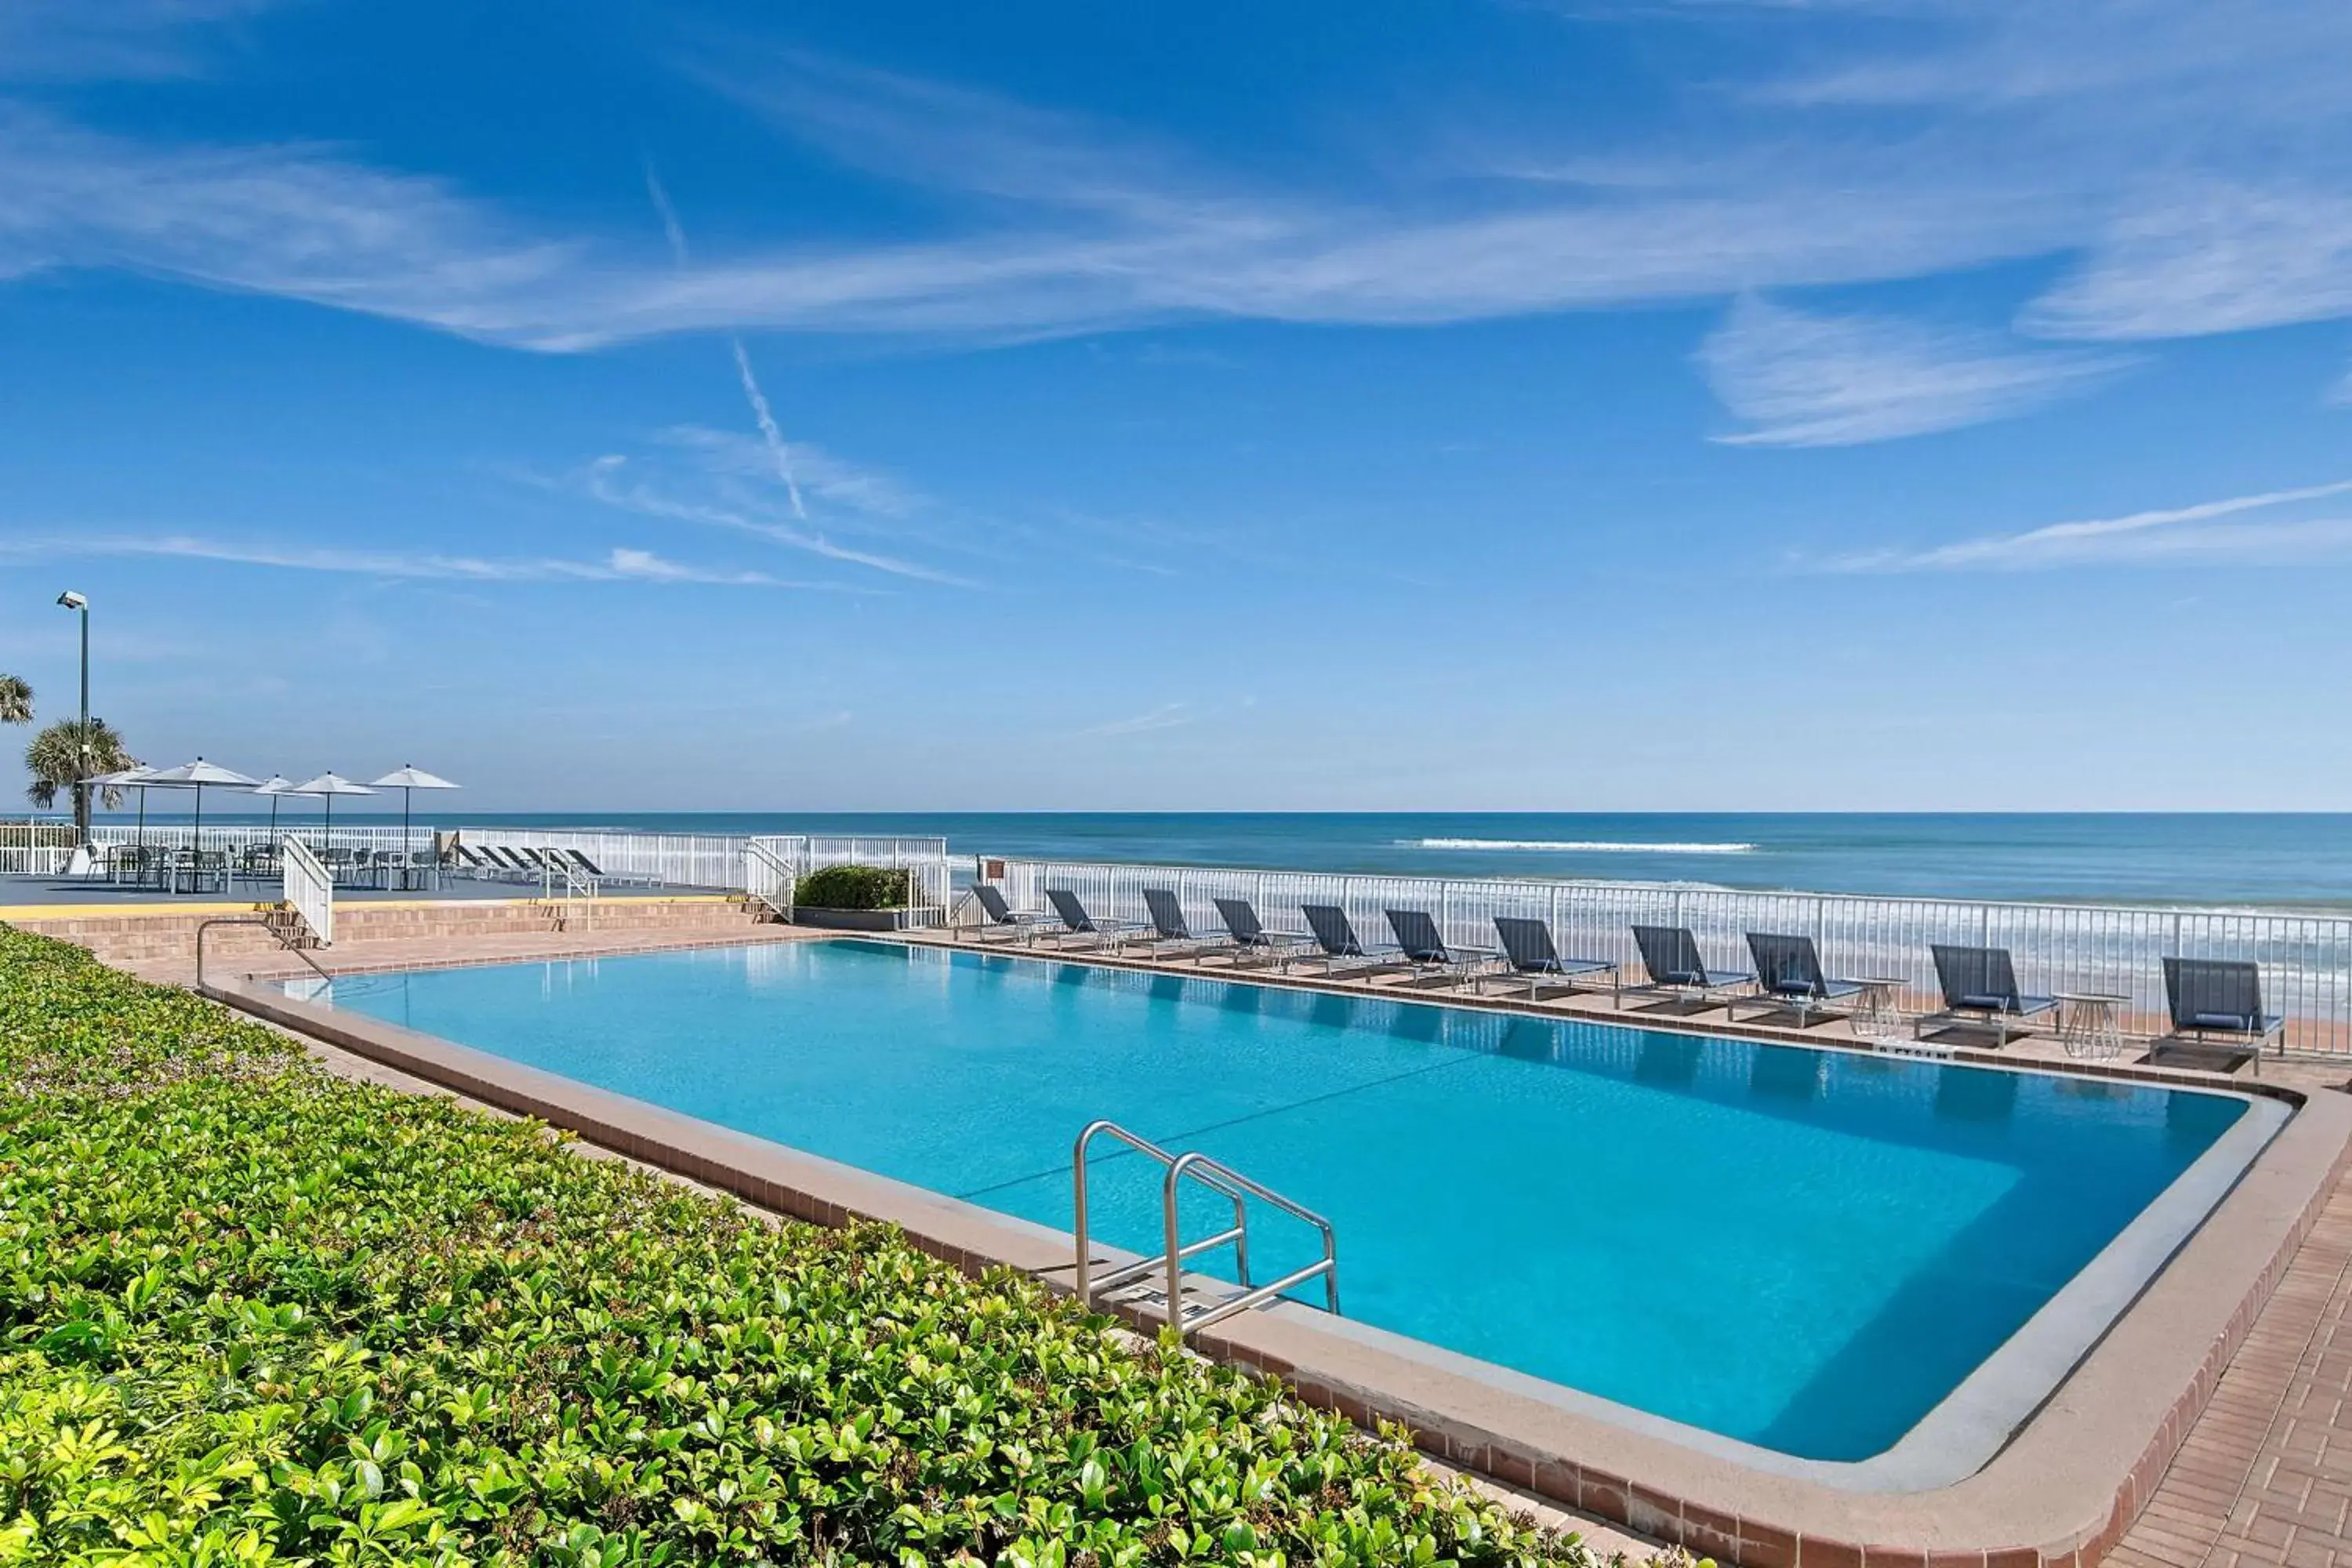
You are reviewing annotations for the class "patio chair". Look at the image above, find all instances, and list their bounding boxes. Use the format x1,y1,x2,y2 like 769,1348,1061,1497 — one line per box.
1624,925,1753,1011
487,846,537,880
1733,933,1864,1029
1044,888,1149,950
1210,898,1314,967
1922,944,2056,1047
968,882,1054,943
1298,904,1409,978
2162,958,2285,1064
1486,916,1619,1001
1383,909,1498,989
1140,888,1229,959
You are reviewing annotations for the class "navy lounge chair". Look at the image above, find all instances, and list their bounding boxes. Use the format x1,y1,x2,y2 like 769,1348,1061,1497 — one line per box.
1138,888,1227,958
1734,933,1864,1029
1383,909,1498,989
1044,888,1149,950
1923,944,2056,1047
1625,925,1753,1010
2163,958,2285,1065
1487,916,1619,1001
565,846,655,887
478,845,529,879
1299,903,1407,978
1210,898,1313,967
968,882,1053,943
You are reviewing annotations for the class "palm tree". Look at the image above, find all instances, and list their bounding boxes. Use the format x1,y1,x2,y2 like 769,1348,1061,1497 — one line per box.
26,718,134,838
0,675,28,725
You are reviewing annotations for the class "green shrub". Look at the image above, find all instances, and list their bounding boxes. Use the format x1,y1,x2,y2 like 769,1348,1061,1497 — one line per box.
0,926,1630,1566
792,864,912,910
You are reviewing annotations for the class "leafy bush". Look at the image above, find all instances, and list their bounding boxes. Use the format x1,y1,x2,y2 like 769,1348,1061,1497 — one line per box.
0,926,1629,1566
793,864,913,910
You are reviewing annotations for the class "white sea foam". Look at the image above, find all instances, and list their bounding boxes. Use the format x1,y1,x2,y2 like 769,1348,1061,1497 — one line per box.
1404,837,1758,855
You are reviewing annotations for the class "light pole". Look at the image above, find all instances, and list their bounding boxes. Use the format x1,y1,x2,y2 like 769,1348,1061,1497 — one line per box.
56,591,88,843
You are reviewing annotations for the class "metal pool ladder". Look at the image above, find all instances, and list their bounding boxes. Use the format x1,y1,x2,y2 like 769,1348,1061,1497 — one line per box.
1071,1120,1340,1341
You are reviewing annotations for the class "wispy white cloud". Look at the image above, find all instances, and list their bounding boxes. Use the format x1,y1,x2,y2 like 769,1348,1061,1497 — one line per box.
1,3,2350,379
0,106,579,335
0,532,807,586
2024,186,2352,342
1820,479,2352,572
1082,701,1195,737
1699,295,2127,445
577,456,972,584
0,0,287,82
655,426,925,519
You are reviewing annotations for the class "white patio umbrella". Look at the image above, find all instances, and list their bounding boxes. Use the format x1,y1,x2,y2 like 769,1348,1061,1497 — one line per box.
248,775,312,840
83,764,158,849
367,764,459,853
78,764,157,873
292,771,376,844
143,758,260,857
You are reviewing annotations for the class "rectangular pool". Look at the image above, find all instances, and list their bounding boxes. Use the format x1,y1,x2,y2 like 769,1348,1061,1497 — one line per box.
305,938,2281,1482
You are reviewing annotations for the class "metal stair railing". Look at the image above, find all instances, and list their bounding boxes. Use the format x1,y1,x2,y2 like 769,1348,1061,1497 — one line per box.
278,834,334,946
1071,1120,1340,1341
194,916,336,993
744,838,797,921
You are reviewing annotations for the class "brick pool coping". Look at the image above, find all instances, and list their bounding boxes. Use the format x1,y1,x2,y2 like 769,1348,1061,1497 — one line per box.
205,962,2352,1568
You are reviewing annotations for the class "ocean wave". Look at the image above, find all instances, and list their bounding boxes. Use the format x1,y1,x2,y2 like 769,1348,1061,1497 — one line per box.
1403,837,1758,855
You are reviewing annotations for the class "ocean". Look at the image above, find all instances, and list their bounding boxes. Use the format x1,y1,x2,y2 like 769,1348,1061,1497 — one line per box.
121,811,2352,909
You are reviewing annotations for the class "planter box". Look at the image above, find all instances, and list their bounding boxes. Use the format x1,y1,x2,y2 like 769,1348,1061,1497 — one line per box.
793,906,919,932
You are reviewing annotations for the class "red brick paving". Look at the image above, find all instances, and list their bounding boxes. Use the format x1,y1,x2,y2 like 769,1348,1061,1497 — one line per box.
2113,1161,2352,1568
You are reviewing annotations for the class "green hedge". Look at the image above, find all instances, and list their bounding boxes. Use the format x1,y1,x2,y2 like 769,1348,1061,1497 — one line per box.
792,864,913,910
0,927,1640,1566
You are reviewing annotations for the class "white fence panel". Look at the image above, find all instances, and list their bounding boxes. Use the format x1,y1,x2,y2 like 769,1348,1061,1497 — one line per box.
986,856,2352,1056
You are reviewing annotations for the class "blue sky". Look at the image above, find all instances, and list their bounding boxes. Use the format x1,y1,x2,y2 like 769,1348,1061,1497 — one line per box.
2,0,2350,812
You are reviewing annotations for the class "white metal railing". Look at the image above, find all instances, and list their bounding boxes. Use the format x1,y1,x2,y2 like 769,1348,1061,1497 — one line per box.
745,836,955,920
744,840,795,918
0,818,79,874
11,822,957,902
279,836,334,946
88,824,430,858
987,857,2352,1056
455,829,742,888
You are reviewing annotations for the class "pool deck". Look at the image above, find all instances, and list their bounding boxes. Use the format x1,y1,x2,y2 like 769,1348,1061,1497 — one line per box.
45,906,2352,1568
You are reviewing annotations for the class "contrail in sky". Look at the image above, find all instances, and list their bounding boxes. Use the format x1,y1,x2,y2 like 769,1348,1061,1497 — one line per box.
643,163,808,520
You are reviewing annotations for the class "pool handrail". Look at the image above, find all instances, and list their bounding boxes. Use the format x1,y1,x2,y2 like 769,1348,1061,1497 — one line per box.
1164,1150,1340,1338
1073,1120,1250,1306
1072,1120,1341,1340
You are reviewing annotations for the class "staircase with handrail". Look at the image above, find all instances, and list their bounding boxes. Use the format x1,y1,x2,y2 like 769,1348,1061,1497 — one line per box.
743,838,797,922
534,852,598,930
1072,1119,1339,1341
278,835,335,947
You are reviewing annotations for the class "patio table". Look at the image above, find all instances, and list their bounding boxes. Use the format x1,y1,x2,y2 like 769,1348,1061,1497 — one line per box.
2056,992,2131,1059
1849,977,1911,1039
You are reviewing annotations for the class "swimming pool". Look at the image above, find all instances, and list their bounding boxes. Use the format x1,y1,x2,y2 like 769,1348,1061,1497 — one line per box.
306,938,2281,1478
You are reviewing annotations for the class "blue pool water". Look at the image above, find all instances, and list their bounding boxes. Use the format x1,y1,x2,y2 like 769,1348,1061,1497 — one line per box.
318,939,2253,1464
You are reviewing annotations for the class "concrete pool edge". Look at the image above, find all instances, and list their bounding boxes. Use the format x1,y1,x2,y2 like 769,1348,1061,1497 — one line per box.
205,973,2352,1568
